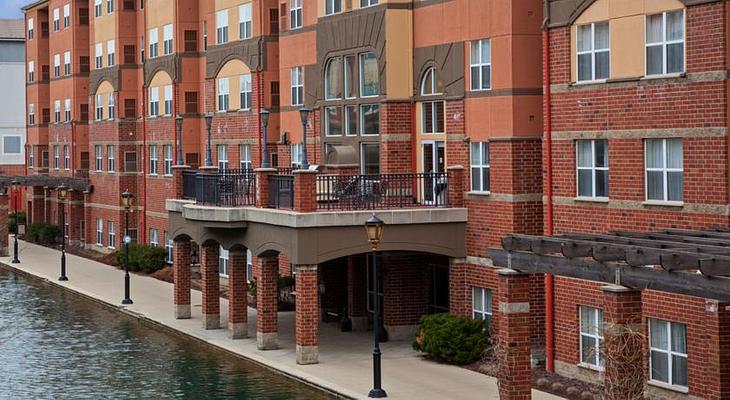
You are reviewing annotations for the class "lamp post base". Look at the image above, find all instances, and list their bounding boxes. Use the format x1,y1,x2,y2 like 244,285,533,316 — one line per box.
368,388,387,398
11,259,20,264
58,276,68,281
121,298,133,305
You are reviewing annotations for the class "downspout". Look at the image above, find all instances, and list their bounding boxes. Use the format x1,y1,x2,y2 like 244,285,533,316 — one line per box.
542,3,555,374
257,2,264,167
410,1,417,175
141,4,148,245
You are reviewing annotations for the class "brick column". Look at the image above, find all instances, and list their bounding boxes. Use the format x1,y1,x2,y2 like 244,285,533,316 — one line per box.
449,257,469,317
601,285,643,399
30,186,45,224
496,268,532,400
293,170,317,212
347,256,368,331
257,255,279,350
68,191,83,245
0,191,8,257
172,165,191,199
255,167,276,207
295,264,319,364
83,191,91,246
228,249,248,339
173,239,192,319
44,187,52,223
200,243,221,329
705,300,730,399
446,165,465,207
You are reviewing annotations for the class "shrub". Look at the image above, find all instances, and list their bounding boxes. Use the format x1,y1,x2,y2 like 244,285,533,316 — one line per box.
9,211,26,234
412,313,489,365
26,222,61,244
115,243,168,274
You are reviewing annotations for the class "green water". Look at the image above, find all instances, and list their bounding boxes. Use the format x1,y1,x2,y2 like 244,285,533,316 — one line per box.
0,269,329,400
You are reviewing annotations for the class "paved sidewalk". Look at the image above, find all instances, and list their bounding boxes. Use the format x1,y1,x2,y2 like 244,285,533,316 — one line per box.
0,240,561,400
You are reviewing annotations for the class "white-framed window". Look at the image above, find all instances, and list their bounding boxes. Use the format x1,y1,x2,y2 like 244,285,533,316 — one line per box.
107,40,115,66
53,8,60,31
149,27,159,58
645,138,683,202
163,144,173,175
163,24,173,55
325,57,342,100
344,55,356,99
360,143,379,174
28,61,34,82
108,93,115,119
2,136,21,156
106,0,114,14
646,10,685,76
470,142,490,193
63,144,70,169
217,144,228,171
27,17,34,39
96,218,103,245
95,94,104,120
217,78,230,111
291,143,303,167
149,87,160,116
472,287,492,331
149,228,159,247
361,0,378,7
240,144,252,170
345,105,357,136
291,67,303,106
63,4,70,27
216,10,229,44
53,145,60,169
246,249,253,283
579,306,604,369
649,319,688,389
325,106,343,136
54,100,61,122
577,22,609,82
94,0,102,17
54,54,61,77
95,43,103,69
28,103,35,126
108,221,116,249
470,39,491,91
360,104,379,135
239,74,252,110
219,245,229,276
149,144,158,175
95,145,103,171
576,139,608,198
421,67,444,134
325,0,342,15
359,52,379,97
239,3,252,39
107,145,115,172
28,145,34,167
63,51,71,75
290,0,302,30
165,232,173,263
64,98,72,121
163,85,173,115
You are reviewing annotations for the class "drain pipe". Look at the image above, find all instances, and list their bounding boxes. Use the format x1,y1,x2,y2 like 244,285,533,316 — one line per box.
542,10,555,374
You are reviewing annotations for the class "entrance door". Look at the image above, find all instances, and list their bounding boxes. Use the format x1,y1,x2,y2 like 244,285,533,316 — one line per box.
428,263,450,314
422,141,446,204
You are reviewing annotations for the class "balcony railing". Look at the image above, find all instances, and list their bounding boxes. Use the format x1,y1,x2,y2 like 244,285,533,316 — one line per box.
190,169,256,207
268,174,294,209
182,169,197,200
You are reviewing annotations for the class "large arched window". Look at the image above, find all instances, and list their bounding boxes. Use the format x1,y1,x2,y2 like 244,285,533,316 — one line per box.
421,67,444,134
324,58,342,100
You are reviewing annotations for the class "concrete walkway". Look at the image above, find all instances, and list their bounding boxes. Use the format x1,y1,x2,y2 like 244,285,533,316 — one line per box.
0,240,561,400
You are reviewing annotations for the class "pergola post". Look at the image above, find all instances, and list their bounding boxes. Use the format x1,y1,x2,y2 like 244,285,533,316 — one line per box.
295,264,319,364
0,191,8,257
228,248,248,339
257,255,279,350
601,285,643,400
172,239,192,319
496,268,532,400
705,300,730,399
200,243,221,329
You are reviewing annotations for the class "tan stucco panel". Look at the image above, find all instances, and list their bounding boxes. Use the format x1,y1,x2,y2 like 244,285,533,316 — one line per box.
385,9,412,100
147,0,174,29
96,80,115,95
611,15,645,78
150,70,173,87
93,13,117,44
218,59,250,78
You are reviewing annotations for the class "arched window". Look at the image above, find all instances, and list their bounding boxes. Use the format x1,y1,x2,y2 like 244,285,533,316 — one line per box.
324,57,342,100
420,67,444,133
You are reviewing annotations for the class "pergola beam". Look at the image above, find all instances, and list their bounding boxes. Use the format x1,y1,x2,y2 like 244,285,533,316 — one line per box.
0,175,92,192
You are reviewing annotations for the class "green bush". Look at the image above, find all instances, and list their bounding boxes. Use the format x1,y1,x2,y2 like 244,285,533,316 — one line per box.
412,313,489,365
115,243,168,274
9,211,26,234
26,222,61,244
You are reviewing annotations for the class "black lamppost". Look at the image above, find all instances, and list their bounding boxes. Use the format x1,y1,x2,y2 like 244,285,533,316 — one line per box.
57,183,68,281
175,115,184,166
260,109,270,168
364,214,386,398
204,113,213,167
10,180,19,264
299,107,310,170
121,189,134,305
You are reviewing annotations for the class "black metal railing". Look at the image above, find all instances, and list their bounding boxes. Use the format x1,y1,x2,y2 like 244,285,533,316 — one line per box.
182,169,197,200
315,172,449,210
275,165,300,176
268,175,294,209
194,169,256,206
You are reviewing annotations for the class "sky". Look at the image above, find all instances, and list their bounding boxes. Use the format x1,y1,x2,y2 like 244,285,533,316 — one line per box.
0,0,26,19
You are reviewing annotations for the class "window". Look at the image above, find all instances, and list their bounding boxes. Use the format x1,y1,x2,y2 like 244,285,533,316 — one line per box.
108,221,116,249
576,139,608,198
239,74,252,110
470,39,491,90
325,0,342,15
53,145,60,169
28,18,34,39
149,87,159,116
107,0,114,14
94,0,102,17
3,136,21,155
240,144,252,170
95,94,104,120
94,43,103,69
645,138,683,202
28,61,34,82
149,144,158,174
646,11,684,76
149,228,158,247
28,104,35,126
291,143,303,167
470,142,490,192
184,30,197,52
360,143,380,174
472,287,492,330
28,146,34,167
185,91,198,113
216,10,229,44
107,40,115,66
344,55,357,98
108,93,115,119
63,51,71,75
579,306,604,369
163,144,173,175
217,78,229,111
96,218,103,245
290,0,302,30
63,145,70,169
95,145,103,171
149,28,159,58
163,85,173,115
64,98,72,121
246,249,253,283
124,98,135,118
239,4,252,39
107,145,115,172
219,245,229,276
53,8,60,31
421,67,444,134
54,100,61,122
359,52,379,97
203,20,208,51
325,107,343,136
63,4,70,27
345,105,357,136
165,232,173,263
217,144,228,171
325,58,342,100
124,151,138,172
361,0,378,7
54,54,61,77
360,104,379,135
291,67,303,106
577,22,609,82
163,24,173,55
649,319,687,388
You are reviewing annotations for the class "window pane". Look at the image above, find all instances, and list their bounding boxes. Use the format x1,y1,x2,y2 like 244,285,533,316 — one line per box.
346,106,357,135
422,68,434,95
471,167,481,191
422,102,433,133
651,350,669,383
578,54,593,81
361,144,380,174
361,104,379,134
482,143,489,164
470,42,479,65
481,66,491,89
360,53,379,97
480,40,490,64
672,355,688,386
595,170,608,197
578,170,593,197
666,139,682,168
472,287,482,311
594,140,607,167
435,101,445,132
647,46,663,75
646,140,663,168
671,322,686,353
482,167,490,192
577,140,592,168
594,22,609,50
325,58,342,99
581,335,597,364
667,171,683,201
650,319,668,349
470,143,481,165
666,11,684,41
595,51,610,80
580,307,593,334
667,43,684,74
577,25,592,52
344,56,357,98
326,107,342,135
3,136,21,154
470,66,480,90
646,14,663,44
647,171,664,200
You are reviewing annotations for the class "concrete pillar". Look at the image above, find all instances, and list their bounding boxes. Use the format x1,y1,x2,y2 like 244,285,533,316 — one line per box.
347,256,368,331
257,255,279,350
0,192,8,256
254,168,276,207
228,249,248,339
172,239,192,319
601,285,643,400
295,264,319,364
704,300,730,399
496,268,532,400
200,243,221,329
293,170,317,212
448,257,469,317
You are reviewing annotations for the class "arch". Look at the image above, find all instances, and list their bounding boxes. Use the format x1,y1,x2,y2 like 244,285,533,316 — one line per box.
216,58,251,79
95,80,115,96
571,0,685,25
172,232,193,242
149,70,173,88
420,66,443,96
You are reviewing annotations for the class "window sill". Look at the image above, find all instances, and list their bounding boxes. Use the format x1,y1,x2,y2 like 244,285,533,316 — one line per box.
573,79,607,86
643,200,684,208
647,380,689,394
577,362,604,373
574,196,609,203
642,72,685,81
467,191,490,197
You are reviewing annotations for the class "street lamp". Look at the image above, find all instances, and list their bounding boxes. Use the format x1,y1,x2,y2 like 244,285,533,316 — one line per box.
10,180,19,264
204,113,213,167
364,214,386,398
57,183,68,281
121,189,134,305
260,109,270,168
299,107,310,170
175,115,184,166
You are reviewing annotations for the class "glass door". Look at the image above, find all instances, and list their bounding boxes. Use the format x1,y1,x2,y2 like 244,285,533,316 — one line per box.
422,141,445,204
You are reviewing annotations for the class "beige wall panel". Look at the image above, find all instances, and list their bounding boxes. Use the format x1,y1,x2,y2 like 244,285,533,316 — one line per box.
93,14,116,43
385,9,412,100
216,0,252,12
150,71,173,87
96,80,115,95
218,59,250,78
609,0,643,18
147,0,174,28
644,0,685,14
611,15,645,78
576,0,608,24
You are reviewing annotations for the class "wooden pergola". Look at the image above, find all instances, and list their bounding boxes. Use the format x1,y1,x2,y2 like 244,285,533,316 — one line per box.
0,175,91,192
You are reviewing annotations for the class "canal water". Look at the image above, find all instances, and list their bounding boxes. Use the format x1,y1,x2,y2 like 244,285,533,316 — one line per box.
0,269,329,400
